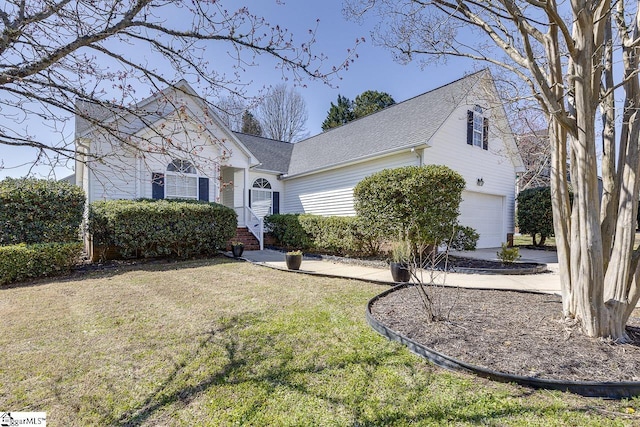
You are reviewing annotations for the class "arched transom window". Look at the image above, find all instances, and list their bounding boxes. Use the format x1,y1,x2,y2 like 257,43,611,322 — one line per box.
251,178,273,217
166,159,198,199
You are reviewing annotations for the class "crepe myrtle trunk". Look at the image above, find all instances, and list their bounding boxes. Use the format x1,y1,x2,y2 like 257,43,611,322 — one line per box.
550,48,640,342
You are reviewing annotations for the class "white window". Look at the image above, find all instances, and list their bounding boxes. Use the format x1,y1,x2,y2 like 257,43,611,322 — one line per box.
473,107,484,147
166,159,198,199
251,178,272,218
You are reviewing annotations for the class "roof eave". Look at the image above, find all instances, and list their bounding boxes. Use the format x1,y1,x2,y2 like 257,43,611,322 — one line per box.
281,143,430,180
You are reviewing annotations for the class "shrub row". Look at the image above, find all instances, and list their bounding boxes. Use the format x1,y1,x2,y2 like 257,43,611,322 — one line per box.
0,242,83,286
265,213,478,256
265,214,383,256
88,199,237,259
0,178,85,245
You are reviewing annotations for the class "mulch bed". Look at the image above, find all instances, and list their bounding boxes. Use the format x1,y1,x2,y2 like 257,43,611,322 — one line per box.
445,256,543,271
370,285,640,382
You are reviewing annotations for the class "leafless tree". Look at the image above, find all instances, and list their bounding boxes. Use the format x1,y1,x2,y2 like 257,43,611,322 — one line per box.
0,1,359,175
215,95,251,133
513,111,551,192
346,0,640,341
257,83,309,142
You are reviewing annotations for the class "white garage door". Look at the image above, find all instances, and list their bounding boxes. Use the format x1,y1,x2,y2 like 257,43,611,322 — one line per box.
458,191,505,248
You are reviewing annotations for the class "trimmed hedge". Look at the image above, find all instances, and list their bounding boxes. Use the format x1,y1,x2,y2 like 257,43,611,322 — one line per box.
354,165,468,246
0,177,85,245
265,214,382,256
0,242,83,286
264,214,312,250
88,199,237,259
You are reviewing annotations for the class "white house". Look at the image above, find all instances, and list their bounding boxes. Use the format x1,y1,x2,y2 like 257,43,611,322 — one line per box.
73,70,524,250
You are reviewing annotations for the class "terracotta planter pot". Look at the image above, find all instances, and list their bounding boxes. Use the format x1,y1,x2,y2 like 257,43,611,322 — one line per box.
285,254,302,270
390,262,411,282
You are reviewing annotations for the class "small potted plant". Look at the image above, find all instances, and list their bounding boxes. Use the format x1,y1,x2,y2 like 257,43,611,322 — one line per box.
231,241,245,258
285,250,303,270
389,240,412,283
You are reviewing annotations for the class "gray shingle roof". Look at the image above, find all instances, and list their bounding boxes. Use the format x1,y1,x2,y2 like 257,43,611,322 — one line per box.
232,132,294,173
285,70,486,177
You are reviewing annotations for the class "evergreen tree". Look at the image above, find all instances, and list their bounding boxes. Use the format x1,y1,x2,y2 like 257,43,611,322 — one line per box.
321,95,355,131
241,110,262,136
353,90,395,118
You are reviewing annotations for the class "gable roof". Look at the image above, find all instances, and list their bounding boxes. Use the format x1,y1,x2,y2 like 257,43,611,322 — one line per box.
284,70,488,177
233,132,294,173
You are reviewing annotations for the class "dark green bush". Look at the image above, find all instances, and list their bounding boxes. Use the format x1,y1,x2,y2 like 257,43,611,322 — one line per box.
517,187,554,246
0,178,85,244
0,242,83,286
88,199,237,259
265,214,383,256
354,165,469,247
264,214,312,250
450,226,480,251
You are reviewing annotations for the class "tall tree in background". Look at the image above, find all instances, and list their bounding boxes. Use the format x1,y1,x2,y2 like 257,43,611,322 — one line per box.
241,110,263,136
0,1,358,175
322,90,394,131
346,0,640,341
321,94,355,131
513,111,552,192
257,84,308,142
216,96,250,132
353,90,395,118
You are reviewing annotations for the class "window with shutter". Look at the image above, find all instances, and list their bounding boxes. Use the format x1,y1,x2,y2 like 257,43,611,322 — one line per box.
467,105,488,150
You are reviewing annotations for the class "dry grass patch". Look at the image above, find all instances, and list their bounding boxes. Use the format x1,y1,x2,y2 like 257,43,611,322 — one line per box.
0,257,638,426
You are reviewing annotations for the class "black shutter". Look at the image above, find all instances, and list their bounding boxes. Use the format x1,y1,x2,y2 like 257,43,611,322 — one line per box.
152,173,164,199
482,117,489,150
466,110,474,145
198,177,209,202
248,189,252,208
272,191,280,215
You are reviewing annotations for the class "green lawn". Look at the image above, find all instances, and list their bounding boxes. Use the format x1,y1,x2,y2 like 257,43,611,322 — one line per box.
1,258,638,426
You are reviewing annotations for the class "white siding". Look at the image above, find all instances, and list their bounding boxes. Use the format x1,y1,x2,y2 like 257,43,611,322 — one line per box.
424,102,517,244
283,151,420,216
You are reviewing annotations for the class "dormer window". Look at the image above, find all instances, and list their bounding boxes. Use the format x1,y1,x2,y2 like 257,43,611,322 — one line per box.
467,105,489,150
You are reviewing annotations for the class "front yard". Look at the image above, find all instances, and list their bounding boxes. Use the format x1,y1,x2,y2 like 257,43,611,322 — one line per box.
1,258,637,425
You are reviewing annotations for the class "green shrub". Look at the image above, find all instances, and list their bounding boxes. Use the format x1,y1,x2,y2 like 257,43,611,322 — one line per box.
88,199,237,259
265,214,383,256
497,243,521,264
517,186,554,246
354,165,468,247
264,214,312,250
450,226,480,251
0,242,83,286
0,178,85,245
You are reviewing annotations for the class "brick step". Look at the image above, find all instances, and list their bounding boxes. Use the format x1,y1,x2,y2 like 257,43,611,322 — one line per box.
226,227,260,251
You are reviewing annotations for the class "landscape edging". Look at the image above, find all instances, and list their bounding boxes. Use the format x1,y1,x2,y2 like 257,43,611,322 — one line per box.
366,284,640,399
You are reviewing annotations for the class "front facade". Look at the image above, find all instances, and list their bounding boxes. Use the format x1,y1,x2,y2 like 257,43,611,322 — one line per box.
74,71,524,249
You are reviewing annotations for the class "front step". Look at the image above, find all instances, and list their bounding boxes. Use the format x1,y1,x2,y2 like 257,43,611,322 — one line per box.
227,227,260,251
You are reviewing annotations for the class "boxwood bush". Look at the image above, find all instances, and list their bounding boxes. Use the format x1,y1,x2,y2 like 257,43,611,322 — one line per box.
264,214,312,250
0,242,83,286
0,177,85,245
265,214,382,256
88,199,237,259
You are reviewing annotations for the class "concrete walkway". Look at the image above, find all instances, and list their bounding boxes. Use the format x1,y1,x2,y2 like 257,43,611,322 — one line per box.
240,248,562,294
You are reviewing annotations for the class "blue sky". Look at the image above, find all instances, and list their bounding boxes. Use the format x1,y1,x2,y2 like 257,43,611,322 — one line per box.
0,0,475,179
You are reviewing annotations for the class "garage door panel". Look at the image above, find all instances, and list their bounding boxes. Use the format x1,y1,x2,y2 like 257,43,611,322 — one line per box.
458,192,504,248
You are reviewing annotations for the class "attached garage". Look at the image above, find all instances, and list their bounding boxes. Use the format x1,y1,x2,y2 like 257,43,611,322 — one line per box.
458,191,505,248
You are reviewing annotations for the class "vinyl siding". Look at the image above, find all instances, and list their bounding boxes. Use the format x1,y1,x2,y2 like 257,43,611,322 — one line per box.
283,151,420,216
424,101,517,241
